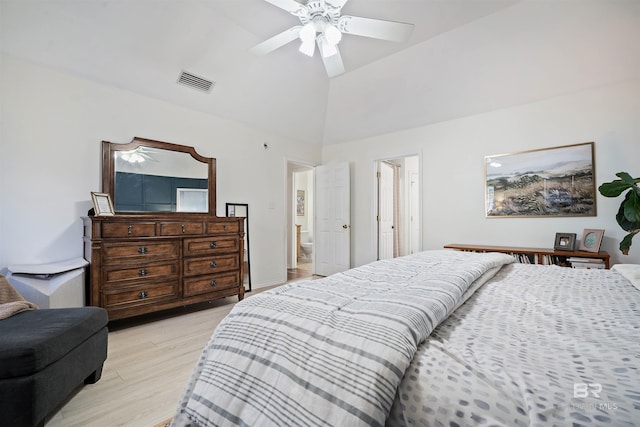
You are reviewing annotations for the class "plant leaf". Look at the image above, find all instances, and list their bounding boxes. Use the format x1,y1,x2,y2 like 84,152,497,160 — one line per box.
602,172,640,254
616,192,640,232
619,231,637,255
598,180,631,197
623,188,640,223
616,171,636,184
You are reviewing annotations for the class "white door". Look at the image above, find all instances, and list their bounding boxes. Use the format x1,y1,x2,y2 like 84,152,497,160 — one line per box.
315,162,350,276
378,162,394,260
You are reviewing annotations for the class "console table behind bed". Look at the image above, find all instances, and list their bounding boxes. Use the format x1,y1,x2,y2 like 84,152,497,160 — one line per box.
444,243,610,269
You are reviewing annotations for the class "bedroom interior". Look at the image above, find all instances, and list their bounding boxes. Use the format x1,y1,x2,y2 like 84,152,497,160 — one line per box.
1,0,640,426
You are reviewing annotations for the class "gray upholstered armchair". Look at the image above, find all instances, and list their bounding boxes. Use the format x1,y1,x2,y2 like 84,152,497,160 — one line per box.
0,274,108,426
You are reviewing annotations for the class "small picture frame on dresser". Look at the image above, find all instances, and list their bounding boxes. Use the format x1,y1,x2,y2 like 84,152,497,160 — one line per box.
554,232,576,251
579,228,604,253
91,192,115,216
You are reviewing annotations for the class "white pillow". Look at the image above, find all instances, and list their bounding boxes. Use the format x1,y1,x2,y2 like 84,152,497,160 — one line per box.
612,264,640,291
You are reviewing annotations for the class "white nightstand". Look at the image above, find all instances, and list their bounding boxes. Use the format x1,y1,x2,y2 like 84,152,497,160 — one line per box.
2,258,88,308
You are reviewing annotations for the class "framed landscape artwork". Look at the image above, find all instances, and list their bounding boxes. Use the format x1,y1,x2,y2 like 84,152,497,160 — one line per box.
485,142,596,218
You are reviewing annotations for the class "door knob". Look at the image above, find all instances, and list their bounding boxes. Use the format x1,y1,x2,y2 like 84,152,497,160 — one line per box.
343,224,349,229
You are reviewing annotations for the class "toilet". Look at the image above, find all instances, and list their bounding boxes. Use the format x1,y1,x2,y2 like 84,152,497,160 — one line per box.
300,242,313,259
299,230,313,259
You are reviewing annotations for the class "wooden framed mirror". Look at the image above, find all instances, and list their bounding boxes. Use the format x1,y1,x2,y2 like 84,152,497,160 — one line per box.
226,203,251,292
102,137,216,214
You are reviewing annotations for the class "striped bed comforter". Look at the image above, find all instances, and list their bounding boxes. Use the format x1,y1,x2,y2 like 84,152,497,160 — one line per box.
172,250,514,426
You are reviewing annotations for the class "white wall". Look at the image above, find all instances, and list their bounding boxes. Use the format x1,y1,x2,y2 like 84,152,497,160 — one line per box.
323,79,640,267
0,55,321,288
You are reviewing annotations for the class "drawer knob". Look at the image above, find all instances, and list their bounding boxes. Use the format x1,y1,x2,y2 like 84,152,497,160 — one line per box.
210,241,217,248
138,269,148,277
181,224,186,233
210,280,217,287
127,225,133,235
223,224,227,230
210,261,217,268
138,247,148,254
138,291,148,299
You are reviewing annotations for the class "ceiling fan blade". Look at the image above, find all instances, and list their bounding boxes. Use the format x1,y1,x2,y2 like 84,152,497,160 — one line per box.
338,15,414,42
249,26,302,56
318,43,346,78
263,0,307,15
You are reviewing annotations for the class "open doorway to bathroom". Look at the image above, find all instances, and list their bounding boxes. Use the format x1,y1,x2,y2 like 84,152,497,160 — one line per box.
287,161,315,281
375,155,420,260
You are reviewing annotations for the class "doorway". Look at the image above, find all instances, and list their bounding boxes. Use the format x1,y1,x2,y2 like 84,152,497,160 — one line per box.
375,155,420,260
287,161,315,281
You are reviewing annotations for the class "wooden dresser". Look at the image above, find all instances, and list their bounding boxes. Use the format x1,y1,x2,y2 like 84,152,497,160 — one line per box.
86,137,247,320
83,214,244,321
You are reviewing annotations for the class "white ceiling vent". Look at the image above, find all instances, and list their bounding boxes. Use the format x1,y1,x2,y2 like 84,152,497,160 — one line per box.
177,70,214,93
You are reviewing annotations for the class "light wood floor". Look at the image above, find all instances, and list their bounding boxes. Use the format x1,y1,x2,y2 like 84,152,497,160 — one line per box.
45,287,287,426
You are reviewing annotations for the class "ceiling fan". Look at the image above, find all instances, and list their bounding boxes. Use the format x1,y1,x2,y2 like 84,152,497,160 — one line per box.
250,0,414,78
118,147,155,164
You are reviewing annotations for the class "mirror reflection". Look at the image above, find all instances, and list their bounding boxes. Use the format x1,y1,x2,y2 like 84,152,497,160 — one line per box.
114,146,209,212
227,203,251,292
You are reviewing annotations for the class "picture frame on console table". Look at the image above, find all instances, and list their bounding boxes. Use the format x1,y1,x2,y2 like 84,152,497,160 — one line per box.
579,228,604,253
485,142,596,218
90,192,115,216
554,232,576,251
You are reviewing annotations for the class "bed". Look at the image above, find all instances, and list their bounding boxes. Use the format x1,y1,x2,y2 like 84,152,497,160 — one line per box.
171,250,640,426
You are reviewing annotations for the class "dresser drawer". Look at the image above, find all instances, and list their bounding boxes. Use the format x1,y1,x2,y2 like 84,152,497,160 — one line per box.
102,241,179,263
103,260,179,284
159,221,204,236
183,254,239,277
102,280,179,309
102,222,156,238
207,221,240,234
183,271,240,297
183,236,240,257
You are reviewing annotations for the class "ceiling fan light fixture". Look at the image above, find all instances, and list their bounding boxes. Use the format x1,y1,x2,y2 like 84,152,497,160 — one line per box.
299,22,316,44
299,40,316,57
324,23,342,45
128,153,145,164
120,149,145,164
320,37,338,58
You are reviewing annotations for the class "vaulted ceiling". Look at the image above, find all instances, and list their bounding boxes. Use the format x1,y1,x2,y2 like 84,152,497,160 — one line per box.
2,1,638,146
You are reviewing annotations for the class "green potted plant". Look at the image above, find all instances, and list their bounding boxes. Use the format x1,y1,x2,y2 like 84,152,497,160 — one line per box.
598,172,640,255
